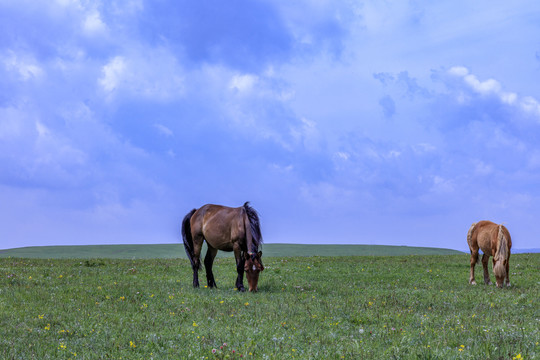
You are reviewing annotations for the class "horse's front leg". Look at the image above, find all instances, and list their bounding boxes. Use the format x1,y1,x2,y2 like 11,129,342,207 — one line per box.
482,253,492,285
233,247,246,292
469,250,478,285
204,246,218,288
505,254,511,287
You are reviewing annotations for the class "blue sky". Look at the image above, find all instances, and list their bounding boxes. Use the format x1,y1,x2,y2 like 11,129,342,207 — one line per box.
1,1,540,251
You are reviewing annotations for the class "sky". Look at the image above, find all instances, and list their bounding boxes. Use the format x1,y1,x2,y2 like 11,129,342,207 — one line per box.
1,1,540,252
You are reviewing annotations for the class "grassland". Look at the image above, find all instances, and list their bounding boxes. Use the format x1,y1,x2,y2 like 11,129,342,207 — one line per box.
0,243,463,259
1,253,538,359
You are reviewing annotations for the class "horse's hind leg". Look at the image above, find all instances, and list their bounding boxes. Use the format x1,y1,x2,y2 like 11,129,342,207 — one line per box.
191,235,204,288
204,246,218,288
469,250,478,285
482,253,492,285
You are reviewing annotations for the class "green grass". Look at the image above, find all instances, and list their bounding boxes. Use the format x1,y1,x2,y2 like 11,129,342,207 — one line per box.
1,254,538,359
0,243,463,259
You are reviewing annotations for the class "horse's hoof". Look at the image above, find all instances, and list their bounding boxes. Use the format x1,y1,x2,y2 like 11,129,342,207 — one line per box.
470,281,477,285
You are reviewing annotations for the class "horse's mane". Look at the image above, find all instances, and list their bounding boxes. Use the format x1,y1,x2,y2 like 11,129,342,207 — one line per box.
493,224,509,278
243,202,263,251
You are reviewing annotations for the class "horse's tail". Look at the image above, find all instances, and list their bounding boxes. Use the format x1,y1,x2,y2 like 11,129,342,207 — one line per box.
467,222,477,249
181,208,198,270
243,202,263,255
493,224,509,278
467,222,481,264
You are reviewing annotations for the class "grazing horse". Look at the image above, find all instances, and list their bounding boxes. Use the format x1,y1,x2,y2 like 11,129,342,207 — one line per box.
181,202,264,292
467,220,512,288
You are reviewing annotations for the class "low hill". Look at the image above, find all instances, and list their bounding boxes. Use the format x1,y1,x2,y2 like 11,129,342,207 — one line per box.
0,243,463,259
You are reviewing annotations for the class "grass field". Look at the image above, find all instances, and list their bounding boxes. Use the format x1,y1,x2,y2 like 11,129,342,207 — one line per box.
1,252,538,359
0,243,463,259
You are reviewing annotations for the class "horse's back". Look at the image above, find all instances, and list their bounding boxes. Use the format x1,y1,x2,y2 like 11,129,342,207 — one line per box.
470,220,500,255
192,204,246,251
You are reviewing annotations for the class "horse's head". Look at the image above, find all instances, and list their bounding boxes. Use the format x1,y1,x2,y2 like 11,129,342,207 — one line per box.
493,225,510,288
493,257,508,288
244,251,264,292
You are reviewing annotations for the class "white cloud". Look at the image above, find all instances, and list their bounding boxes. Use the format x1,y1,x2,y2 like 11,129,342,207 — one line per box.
520,96,540,117
154,124,174,137
290,117,321,152
449,66,539,118
431,175,454,194
463,74,501,95
335,151,350,161
500,92,517,105
98,50,184,101
473,160,493,176
99,56,126,93
35,121,51,138
55,0,80,6
413,143,436,154
229,73,258,94
299,181,355,209
111,0,143,16
83,10,108,35
34,121,87,168
3,51,44,81
448,66,469,77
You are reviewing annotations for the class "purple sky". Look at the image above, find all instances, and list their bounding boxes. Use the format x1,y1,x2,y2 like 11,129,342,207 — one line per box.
2,1,540,251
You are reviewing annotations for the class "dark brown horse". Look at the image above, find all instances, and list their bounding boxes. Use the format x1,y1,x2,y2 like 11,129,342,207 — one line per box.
181,202,264,292
467,220,512,288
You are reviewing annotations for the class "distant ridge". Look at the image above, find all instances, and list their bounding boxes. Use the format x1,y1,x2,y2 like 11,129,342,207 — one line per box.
0,243,463,259
512,248,540,254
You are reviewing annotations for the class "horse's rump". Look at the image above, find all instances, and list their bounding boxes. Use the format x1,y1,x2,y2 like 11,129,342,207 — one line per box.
468,220,500,255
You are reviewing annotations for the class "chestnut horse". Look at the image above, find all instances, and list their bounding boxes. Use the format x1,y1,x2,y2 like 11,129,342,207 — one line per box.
181,202,264,292
467,220,512,288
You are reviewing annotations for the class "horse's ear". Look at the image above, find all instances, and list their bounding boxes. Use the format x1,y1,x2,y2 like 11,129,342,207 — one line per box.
257,251,262,258
244,252,250,260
